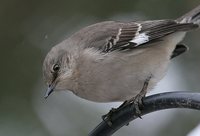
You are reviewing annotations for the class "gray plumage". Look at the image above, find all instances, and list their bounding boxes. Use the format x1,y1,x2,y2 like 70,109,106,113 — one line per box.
43,5,200,102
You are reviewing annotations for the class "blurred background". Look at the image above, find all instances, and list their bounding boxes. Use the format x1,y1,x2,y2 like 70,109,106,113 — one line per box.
1,0,200,136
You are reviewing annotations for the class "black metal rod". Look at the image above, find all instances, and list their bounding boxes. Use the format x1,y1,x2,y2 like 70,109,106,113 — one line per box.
89,92,200,136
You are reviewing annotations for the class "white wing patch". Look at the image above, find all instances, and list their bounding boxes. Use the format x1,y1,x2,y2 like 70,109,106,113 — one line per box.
130,33,149,46
114,28,122,45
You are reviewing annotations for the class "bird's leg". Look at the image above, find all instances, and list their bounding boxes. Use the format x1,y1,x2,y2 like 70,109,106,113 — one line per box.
102,74,152,126
127,74,152,117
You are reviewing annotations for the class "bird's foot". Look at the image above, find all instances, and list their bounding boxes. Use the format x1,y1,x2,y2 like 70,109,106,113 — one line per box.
102,108,117,126
101,96,144,126
127,74,152,117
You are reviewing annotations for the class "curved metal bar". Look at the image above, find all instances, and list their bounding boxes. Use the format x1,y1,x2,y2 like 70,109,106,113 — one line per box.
89,92,200,136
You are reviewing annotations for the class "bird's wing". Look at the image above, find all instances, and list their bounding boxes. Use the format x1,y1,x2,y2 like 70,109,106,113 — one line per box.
92,20,197,52
70,20,197,52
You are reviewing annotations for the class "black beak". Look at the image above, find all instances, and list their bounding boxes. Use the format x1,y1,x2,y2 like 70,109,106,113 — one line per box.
44,84,55,99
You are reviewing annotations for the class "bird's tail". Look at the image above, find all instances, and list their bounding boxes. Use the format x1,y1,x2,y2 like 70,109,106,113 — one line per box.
177,5,200,25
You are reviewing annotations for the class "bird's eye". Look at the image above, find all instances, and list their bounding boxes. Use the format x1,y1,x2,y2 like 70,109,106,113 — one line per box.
52,64,60,72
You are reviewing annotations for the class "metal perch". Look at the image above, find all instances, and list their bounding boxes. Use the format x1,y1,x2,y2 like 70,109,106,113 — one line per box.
89,92,200,136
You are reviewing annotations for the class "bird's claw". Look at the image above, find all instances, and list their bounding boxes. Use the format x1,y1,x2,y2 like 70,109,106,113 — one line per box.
102,108,117,126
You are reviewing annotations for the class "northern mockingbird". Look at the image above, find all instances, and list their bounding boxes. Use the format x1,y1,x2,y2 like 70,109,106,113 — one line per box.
43,5,200,108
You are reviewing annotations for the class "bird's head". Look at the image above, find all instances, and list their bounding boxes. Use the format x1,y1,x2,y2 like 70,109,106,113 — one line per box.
43,46,76,98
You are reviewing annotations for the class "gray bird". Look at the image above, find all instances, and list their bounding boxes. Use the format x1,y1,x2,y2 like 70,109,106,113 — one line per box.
43,5,200,107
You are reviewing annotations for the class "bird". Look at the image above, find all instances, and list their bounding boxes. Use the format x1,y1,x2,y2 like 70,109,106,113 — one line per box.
43,5,200,113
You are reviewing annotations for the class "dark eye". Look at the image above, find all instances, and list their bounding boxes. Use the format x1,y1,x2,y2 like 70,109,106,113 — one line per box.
52,64,60,72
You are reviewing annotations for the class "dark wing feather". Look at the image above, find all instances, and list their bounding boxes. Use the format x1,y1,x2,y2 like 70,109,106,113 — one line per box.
171,44,188,59
102,20,197,52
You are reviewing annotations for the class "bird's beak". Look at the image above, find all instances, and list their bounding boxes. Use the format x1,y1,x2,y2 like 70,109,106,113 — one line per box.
44,84,55,99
